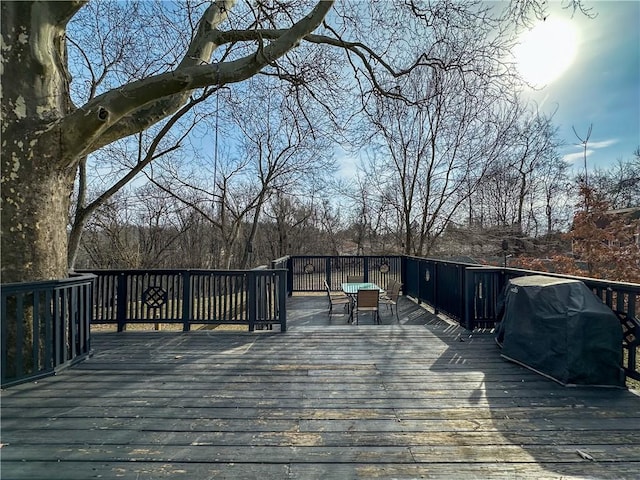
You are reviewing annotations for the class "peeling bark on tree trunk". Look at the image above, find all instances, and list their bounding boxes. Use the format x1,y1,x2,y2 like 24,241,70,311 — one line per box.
2,151,76,283
1,1,80,283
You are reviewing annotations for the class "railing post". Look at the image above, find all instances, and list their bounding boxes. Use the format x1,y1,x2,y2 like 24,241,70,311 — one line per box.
70,286,78,359
463,268,474,330
182,271,191,332
0,291,7,384
248,271,256,332
44,288,53,370
417,258,425,305
82,280,92,355
279,270,287,332
16,294,25,378
363,256,369,282
116,273,127,332
287,257,294,296
325,257,332,289
432,261,439,315
401,255,407,294
53,289,63,366
32,290,41,372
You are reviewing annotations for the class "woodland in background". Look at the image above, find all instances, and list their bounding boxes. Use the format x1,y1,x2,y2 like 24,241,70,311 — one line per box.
58,3,638,285
75,151,640,283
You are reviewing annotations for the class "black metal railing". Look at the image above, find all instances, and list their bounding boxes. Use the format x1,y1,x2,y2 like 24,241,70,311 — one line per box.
1,274,94,387
404,257,639,328
402,257,639,382
3,257,637,385
285,255,403,294
404,256,468,323
280,255,638,383
86,268,287,332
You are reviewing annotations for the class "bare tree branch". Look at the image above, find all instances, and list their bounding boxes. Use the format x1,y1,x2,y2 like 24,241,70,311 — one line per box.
67,88,216,268
59,1,333,163
45,0,87,26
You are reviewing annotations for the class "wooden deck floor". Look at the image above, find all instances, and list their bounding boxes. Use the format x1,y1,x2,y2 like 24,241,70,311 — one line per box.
2,295,640,479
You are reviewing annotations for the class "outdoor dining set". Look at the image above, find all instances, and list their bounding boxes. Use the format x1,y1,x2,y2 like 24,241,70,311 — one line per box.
324,276,402,324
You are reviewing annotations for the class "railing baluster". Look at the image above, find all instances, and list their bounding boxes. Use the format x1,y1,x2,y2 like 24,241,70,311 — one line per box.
116,274,126,332
32,291,40,374
44,287,53,371
15,293,24,378
1,288,8,381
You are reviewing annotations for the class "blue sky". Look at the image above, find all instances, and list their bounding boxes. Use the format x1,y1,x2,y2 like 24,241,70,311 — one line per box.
337,1,639,180
525,1,639,172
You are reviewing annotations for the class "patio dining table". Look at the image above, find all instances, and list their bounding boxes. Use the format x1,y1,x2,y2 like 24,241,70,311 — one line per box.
341,282,385,296
341,282,385,323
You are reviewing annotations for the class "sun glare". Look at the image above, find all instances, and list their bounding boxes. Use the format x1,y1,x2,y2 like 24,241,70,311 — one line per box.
514,18,578,87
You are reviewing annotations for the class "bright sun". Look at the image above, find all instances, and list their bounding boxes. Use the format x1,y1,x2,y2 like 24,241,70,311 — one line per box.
514,18,578,87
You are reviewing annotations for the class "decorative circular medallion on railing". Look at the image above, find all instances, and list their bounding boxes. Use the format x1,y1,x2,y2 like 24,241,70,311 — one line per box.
142,286,167,308
304,263,315,274
379,263,390,274
424,269,431,282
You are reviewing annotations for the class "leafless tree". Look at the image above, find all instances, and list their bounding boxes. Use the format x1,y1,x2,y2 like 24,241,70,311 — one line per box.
509,110,562,233
261,192,317,259
354,64,519,256
2,0,589,282
588,156,640,210
465,103,564,236
78,191,141,269
68,88,216,269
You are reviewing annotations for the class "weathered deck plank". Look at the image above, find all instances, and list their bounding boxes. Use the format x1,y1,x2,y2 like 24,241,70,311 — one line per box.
2,295,639,479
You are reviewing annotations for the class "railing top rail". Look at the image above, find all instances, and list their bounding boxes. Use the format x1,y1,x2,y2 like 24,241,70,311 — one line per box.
1,272,96,292
404,256,481,268
406,257,640,291
289,255,403,259
502,266,640,291
464,266,504,272
79,268,287,275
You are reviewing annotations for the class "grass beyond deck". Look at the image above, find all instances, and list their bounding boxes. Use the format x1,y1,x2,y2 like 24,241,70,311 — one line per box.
1,295,639,479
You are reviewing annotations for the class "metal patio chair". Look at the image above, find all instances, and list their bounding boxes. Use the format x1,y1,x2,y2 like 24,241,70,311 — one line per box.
353,289,380,325
381,279,398,300
380,281,402,322
325,280,350,317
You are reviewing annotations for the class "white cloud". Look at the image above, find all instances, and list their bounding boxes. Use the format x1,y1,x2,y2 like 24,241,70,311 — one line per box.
562,150,593,164
587,139,619,149
568,138,618,150
562,138,619,164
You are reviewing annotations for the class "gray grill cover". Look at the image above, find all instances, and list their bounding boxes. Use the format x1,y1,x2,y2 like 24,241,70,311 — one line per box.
496,275,624,387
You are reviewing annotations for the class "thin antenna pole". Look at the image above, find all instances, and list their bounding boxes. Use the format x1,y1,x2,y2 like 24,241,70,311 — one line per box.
572,124,593,213
213,90,219,215
572,123,592,189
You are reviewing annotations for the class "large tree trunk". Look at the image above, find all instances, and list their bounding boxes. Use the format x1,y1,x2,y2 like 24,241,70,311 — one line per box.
1,2,81,283
2,155,76,283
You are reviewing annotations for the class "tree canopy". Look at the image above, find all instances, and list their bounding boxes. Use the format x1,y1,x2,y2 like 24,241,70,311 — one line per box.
1,0,608,283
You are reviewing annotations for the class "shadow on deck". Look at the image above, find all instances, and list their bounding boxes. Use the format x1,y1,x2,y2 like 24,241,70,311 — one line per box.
1,295,639,479
285,292,443,328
